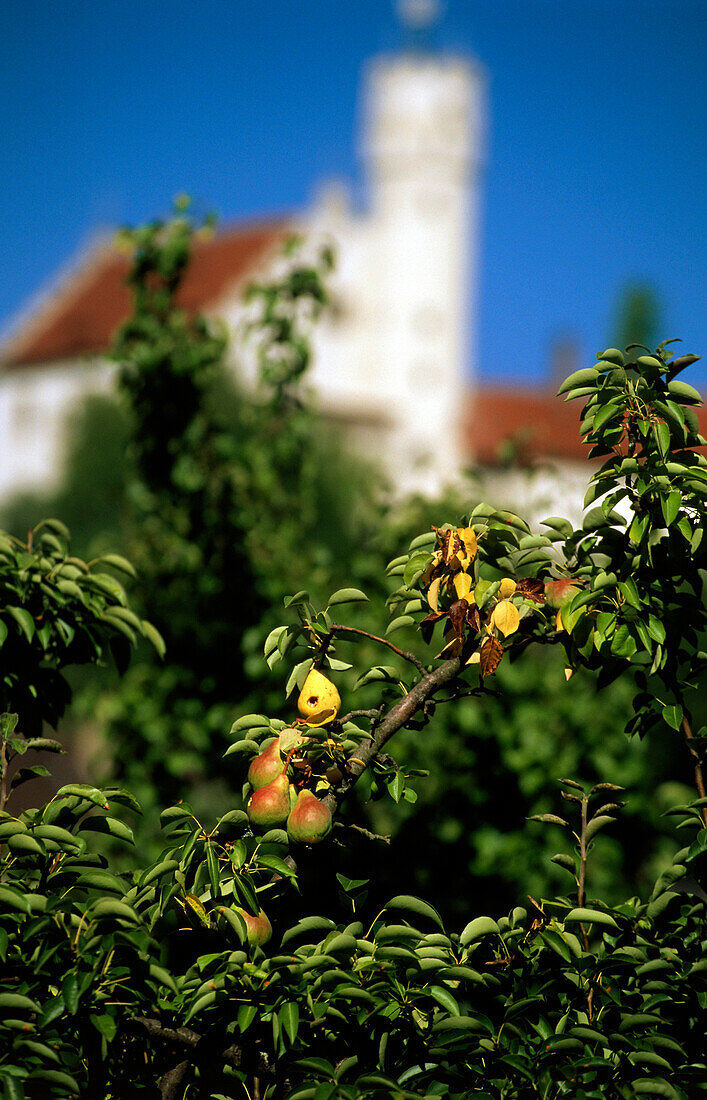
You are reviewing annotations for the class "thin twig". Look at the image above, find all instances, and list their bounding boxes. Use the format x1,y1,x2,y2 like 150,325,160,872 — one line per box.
330,623,427,675
338,709,383,725
335,822,391,845
681,715,707,826
577,794,590,954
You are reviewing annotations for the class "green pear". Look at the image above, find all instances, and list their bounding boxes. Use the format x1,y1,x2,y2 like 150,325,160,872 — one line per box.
247,738,285,790
287,789,333,845
247,773,290,828
232,905,272,946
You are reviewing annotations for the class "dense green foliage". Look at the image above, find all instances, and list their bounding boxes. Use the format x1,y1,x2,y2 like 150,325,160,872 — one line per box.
1,319,707,1097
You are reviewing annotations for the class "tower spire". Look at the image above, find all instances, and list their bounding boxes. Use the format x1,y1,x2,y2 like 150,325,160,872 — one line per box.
396,0,441,50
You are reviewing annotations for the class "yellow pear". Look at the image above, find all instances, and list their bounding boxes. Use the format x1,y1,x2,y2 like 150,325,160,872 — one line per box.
297,667,341,727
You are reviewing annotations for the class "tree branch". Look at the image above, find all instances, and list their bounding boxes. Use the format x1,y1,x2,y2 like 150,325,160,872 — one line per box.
334,821,391,844
131,1016,273,1079
159,1060,190,1100
330,623,427,675
323,655,464,814
681,714,707,827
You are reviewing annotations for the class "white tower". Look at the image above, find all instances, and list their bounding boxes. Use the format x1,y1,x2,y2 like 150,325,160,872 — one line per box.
362,6,486,491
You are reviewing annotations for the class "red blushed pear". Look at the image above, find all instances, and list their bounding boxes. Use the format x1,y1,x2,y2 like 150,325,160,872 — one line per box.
246,773,290,828
231,906,272,946
544,578,581,609
287,789,333,845
247,737,285,790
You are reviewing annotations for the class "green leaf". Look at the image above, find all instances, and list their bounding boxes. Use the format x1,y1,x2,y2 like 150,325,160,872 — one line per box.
284,590,310,608
281,916,336,946
256,853,297,878
564,907,619,928
96,553,137,577
432,1014,487,1032
387,772,404,803
556,367,599,396
91,898,140,923
409,531,437,550
662,704,683,731
53,784,109,809
384,895,444,930
7,833,44,855
386,615,416,635
0,885,31,914
660,490,682,527
230,714,270,733
90,1013,117,1041
206,841,220,899
460,916,500,944
279,1001,300,1044
326,588,368,607
653,421,670,457
7,607,34,643
585,815,617,842
429,985,460,1015
27,1071,79,1094
238,1004,257,1032
0,993,40,1013
140,620,166,659
148,963,178,994
285,659,313,698
666,378,702,404
79,816,134,844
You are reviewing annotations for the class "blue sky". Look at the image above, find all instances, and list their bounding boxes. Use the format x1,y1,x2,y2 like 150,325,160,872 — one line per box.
2,0,705,385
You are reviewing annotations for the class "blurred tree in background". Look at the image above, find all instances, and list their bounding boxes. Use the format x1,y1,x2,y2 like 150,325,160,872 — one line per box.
0,208,693,920
613,281,661,353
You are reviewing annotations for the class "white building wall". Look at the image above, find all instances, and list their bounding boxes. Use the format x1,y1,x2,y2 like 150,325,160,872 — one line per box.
0,359,114,500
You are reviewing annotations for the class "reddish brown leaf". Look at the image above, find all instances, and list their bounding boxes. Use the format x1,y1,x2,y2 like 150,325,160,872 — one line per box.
516,578,546,604
466,605,481,633
420,612,446,626
448,599,469,638
480,635,503,678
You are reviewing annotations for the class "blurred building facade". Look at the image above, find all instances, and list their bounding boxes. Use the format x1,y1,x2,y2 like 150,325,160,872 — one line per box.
0,24,603,523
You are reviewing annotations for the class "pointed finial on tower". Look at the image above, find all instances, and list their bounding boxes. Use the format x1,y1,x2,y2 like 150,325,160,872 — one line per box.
397,0,442,49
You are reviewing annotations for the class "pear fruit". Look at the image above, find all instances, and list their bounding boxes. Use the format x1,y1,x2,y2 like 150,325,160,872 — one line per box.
232,906,272,946
247,738,285,790
247,773,291,828
287,789,333,845
297,668,341,727
544,578,581,609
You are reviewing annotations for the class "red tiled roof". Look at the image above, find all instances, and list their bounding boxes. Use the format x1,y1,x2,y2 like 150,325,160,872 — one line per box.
2,220,288,367
467,388,707,466
467,388,590,465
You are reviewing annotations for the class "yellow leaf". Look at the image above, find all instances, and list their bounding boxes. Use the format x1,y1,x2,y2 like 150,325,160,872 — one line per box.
456,526,477,569
438,634,463,659
480,635,503,677
564,667,574,681
427,576,442,612
498,578,517,599
453,573,474,601
421,551,442,586
556,609,565,632
491,599,520,637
